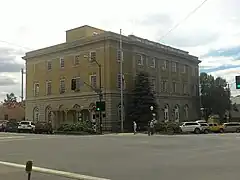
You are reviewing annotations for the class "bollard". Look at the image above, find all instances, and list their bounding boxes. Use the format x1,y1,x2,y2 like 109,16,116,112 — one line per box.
25,161,33,180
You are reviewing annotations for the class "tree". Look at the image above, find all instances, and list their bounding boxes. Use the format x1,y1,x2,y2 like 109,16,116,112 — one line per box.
126,72,158,130
3,93,17,106
200,72,231,121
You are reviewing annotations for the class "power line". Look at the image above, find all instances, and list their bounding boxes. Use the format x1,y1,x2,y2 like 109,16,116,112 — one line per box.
159,0,209,41
0,40,33,51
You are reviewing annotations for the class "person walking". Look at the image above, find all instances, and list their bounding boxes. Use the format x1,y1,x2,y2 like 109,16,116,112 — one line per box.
148,121,151,136
133,121,137,135
150,120,154,135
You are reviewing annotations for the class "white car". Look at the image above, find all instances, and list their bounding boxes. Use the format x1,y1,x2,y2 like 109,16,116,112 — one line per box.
180,122,202,134
18,121,35,133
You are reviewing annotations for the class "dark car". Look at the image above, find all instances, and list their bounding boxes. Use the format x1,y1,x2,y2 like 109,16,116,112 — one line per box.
35,121,53,134
5,121,19,132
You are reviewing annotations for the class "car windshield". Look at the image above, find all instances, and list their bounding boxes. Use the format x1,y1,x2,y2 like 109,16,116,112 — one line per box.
20,122,30,125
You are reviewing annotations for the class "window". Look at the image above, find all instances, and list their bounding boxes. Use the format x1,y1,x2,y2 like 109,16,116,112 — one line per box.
183,84,187,94
162,81,167,92
89,51,96,62
60,57,64,68
34,83,39,96
151,78,156,92
47,61,52,70
172,82,177,93
90,75,97,89
162,60,167,70
71,77,81,91
60,79,65,94
172,62,177,72
136,54,143,65
4,114,8,120
117,50,123,62
182,65,186,73
150,58,156,68
74,55,80,65
46,81,52,95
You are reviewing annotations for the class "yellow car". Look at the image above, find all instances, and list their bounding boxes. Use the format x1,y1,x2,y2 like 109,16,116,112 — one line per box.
208,123,224,133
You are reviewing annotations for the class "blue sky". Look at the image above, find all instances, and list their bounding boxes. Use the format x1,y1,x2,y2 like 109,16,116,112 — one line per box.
0,0,240,99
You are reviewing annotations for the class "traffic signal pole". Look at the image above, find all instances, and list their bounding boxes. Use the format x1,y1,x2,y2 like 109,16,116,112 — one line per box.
99,64,103,134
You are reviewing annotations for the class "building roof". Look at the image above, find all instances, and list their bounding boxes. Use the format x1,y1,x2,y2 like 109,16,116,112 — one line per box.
22,25,200,63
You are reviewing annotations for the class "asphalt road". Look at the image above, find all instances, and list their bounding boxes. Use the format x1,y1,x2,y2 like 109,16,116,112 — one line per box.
1,132,240,180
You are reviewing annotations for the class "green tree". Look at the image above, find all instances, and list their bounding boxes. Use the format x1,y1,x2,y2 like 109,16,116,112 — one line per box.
4,93,17,105
200,72,231,121
126,72,158,130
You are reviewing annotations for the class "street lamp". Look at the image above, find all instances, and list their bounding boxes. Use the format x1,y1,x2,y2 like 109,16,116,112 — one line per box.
84,55,103,134
150,106,156,123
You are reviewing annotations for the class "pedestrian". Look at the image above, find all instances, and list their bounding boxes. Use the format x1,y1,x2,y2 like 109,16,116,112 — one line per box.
150,120,154,135
133,121,137,135
148,121,151,136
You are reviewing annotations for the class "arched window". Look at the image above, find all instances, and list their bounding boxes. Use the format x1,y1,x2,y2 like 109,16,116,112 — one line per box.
164,104,169,122
174,105,180,122
33,107,39,122
45,106,52,122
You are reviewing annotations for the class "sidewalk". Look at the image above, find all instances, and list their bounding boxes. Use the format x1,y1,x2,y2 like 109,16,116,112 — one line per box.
0,165,69,180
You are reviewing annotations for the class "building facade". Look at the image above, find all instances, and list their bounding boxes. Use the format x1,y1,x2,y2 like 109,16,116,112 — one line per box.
23,25,201,131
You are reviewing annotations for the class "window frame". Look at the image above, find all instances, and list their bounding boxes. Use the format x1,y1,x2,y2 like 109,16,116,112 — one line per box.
46,81,52,95
59,79,65,94
33,83,40,97
60,57,64,68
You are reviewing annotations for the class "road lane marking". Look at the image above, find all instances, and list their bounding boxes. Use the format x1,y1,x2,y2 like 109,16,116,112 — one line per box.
0,136,59,142
0,160,111,180
0,136,25,139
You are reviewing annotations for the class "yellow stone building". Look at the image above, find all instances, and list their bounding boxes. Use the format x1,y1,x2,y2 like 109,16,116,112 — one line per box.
23,25,200,131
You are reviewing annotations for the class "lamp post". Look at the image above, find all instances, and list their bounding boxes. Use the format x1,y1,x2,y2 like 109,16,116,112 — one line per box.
84,55,103,134
150,106,156,122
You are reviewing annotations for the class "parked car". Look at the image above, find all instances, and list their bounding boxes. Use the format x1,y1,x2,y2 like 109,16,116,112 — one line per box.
35,121,53,134
179,122,202,134
5,121,19,132
199,122,210,134
0,120,8,132
18,121,35,133
208,123,224,133
222,122,240,133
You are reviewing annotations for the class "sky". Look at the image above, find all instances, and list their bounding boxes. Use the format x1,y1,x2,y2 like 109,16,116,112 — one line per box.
0,0,240,101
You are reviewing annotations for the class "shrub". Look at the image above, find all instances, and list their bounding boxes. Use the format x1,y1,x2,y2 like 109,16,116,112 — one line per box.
155,122,181,134
57,121,95,134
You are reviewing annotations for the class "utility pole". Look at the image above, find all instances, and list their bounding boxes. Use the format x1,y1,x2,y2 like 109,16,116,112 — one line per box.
98,63,103,134
21,68,24,102
83,55,103,134
120,29,124,133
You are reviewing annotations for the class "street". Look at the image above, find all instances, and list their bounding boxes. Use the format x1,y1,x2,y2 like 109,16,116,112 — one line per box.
1,133,240,180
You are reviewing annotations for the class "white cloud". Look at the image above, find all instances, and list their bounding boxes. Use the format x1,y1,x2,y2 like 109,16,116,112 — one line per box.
0,0,239,99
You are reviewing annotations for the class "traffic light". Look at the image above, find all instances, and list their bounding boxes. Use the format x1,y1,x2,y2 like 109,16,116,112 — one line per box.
236,76,240,89
96,101,105,111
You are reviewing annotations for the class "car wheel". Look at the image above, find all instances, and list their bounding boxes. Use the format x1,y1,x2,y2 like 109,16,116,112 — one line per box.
236,129,240,133
204,129,209,134
194,128,201,134
219,129,224,133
